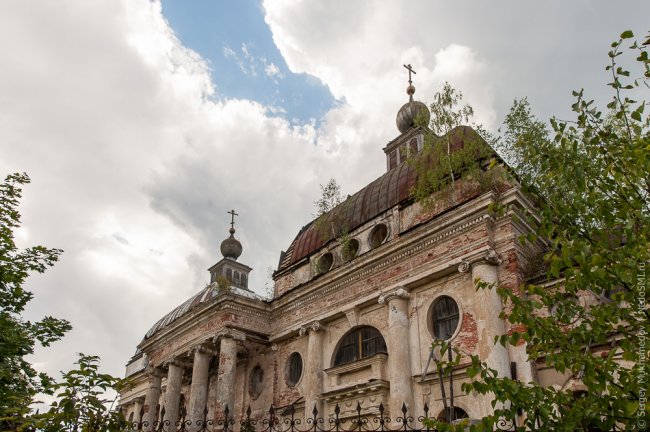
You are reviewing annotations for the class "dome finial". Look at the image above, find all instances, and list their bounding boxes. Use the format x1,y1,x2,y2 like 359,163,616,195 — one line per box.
221,209,242,260
396,64,430,133
404,63,416,101
227,209,238,234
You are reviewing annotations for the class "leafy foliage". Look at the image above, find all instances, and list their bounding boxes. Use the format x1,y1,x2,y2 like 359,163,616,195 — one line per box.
410,82,501,208
0,173,71,430
312,178,354,253
313,178,343,219
31,354,127,432
425,31,649,431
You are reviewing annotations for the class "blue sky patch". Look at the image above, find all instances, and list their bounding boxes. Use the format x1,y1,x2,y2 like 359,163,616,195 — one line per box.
161,0,337,125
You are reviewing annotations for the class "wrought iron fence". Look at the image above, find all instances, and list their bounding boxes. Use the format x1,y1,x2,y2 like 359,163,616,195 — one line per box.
128,401,519,432
129,402,448,432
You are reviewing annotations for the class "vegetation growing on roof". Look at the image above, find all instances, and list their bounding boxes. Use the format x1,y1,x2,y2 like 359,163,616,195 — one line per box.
409,82,504,209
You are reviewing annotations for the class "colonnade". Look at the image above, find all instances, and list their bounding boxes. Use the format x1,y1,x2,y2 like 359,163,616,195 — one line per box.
141,331,243,431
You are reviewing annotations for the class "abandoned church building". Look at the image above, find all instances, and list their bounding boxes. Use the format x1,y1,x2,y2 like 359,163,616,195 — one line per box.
118,72,574,429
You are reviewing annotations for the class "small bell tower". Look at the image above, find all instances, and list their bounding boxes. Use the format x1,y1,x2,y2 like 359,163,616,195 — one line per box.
208,209,252,290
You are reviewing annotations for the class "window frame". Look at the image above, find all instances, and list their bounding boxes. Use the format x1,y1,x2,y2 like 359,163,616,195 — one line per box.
285,352,303,387
430,295,461,341
249,366,264,399
333,326,387,366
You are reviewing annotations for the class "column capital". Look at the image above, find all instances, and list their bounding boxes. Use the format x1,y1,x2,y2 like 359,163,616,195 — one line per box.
163,356,192,370
145,365,164,378
298,320,324,336
188,344,217,357
212,328,246,343
458,247,502,273
378,286,409,304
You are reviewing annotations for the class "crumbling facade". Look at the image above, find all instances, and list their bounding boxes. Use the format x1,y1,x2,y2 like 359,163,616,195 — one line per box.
119,77,572,429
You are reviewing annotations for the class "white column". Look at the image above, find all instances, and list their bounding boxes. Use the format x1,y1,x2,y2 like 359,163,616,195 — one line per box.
379,287,413,417
189,347,212,430
470,253,511,378
302,322,324,420
216,336,238,419
164,360,184,429
461,249,511,417
143,368,163,431
133,398,144,424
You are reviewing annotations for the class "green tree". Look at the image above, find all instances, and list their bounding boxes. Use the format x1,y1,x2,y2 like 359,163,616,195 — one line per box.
410,82,498,209
0,173,71,430
31,354,127,432
422,31,649,431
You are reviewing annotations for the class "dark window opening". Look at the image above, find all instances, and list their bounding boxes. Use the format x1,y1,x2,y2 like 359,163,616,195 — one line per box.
333,326,387,366
369,224,388,248
226,268,232,281
249,366,264,399
389,151,398,170
241,274,247,288
317,253,334,274
286,352,303,386
432,296,460,340
409,138,418,156
342,238,359,262
437,407,468,423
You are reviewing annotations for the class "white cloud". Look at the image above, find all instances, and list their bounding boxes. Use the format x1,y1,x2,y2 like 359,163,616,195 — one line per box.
264,62,281,78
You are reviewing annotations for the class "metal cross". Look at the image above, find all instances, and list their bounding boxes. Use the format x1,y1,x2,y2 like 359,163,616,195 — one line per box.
227,209,238,230
403,64,416,85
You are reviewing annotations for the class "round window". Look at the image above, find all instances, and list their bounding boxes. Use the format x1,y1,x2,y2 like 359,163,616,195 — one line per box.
369,224,388,248
249,366,264,399
431,296,460,340
342,238,360,262
316,253,333,274
285,352,303,387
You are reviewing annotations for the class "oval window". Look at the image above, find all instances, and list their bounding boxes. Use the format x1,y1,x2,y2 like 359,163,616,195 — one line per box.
285,352,303,386
369,224,388,248
342,238,360,262
249,366,264,399
317,253,333,274
431,296,460,340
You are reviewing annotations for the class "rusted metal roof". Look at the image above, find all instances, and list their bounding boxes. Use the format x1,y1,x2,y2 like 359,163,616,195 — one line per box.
278,161,414,272
277,126,484,273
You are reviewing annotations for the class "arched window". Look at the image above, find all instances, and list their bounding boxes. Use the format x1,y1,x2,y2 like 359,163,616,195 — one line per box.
234,271,240,284
431,296,460,340
437,407,468,423
241,274,248,288
226,268,232,281
334,326,387,366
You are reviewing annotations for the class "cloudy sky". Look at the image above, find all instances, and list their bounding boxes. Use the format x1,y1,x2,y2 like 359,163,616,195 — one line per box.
1,0,647,388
